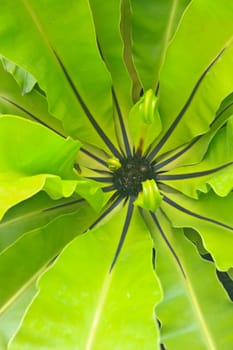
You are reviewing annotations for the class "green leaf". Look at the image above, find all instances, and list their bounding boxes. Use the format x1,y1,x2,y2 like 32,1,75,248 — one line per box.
89,0,133,116
0,0,117,150
158,122,233,198
130,0,191,89
158,93,233,171
0,204,96,345
162,191,233,270
0,174,75,220
0,116,79,177
0,203,95,348
145,210,233,349
10,210,162,349
0,55,36,95
0,193,83,252
0,116,82,217
0,61,66,136
157,0,233,154
0,1,233,348
0,282,37,350
120,0,142,102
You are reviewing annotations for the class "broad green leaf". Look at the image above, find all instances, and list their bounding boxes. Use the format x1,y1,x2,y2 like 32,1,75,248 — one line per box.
158,122,233,198
0,202,95,348
0,193,83,252
157,0,233,154
162,190,233,270
0,173,103,219
158,93,233,171
0,116,79,178
0,1,233,348
11,209,162,349
0,282,37,350
0,61,66,137
0,174,77,220
0,0,117,151
0,116,82,217
144,210,233,349
130,0,191,89
0,55,36,95
89,0,133,116
88,0,134,152
0,204,96,340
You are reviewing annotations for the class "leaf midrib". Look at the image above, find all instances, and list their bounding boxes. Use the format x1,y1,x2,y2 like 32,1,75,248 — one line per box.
0,199,82,254
157,0,179,81
0,262,44,315
185,274,217,350
84,272,112,350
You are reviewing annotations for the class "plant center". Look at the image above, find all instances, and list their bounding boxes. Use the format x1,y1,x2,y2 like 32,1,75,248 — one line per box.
112,155,154,196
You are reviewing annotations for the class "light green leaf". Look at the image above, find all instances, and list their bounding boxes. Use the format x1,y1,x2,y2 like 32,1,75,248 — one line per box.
144,210,233,349
0,203,95,348
0,204,96,346
0,192,83,253
0,55,36,95
0,174,75,220
0,1,233,348
11,210,162,349
157,0,233,154
0,0,117,150
0,116,82,217
158,122,233,198
162,190,233,270
130,0,191,89
158,93,233,171
0,61,66,137
0,283,37,350
0,116,79,178
89,0,133,116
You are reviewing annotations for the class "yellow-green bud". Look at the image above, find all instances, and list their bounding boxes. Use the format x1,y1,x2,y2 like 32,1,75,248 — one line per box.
134,179,162,212
107,157,121,171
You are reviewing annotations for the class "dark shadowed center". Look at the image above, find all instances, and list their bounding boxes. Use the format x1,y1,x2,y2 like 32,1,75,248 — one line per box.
112,155,154,196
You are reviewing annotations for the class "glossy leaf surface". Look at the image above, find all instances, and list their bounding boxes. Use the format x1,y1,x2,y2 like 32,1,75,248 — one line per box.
11,210,162,349
145,211,233,349
162,191,233,270
0,0,232,349
130,0,191,89
158,0,233,154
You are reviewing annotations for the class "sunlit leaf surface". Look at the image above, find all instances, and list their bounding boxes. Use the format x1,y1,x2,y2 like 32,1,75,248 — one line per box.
0,0,232,349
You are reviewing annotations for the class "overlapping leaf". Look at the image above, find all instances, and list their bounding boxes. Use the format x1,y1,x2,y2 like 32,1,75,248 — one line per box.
144,211,233,350
0,203,96,347
0,61,66,136
157,0,233,154
0,55,36,95
0,0,117,151
0,116,105,217
0,0,232,349
158,120,233,198
130,0,191,89
10,210,162,350
162,190,233,270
